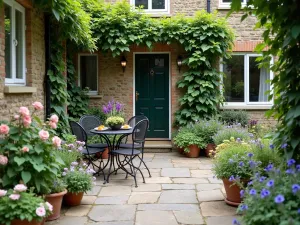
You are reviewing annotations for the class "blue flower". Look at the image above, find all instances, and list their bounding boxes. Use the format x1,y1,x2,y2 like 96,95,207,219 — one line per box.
286,169,294,174
296,165,300,172
249,133,254,138
267,180,275,187
249,160,256,168
247,153,254,158
274,194,285,204
228,159,234,164
260,188,270,199
232,219,241,225
281,143,288,149
287,159,296,167
259,176,266,183
229,175,235,182
292,184,300,194
298,209,300,214
269,144,274,149
249,189,257,196
236,138,241,142
264,164,273,172
240,204,248,211
240,190,245,198
248,180,253,186
238,161,244,167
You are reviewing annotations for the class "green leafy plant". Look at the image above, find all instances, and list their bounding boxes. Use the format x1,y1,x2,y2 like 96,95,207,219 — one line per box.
0,185,53,225
49,178,66,194
193,119,223,144
173,128,206,152
106,116,125,127
212,125,250,145
87,107,107,124
219,110,250,127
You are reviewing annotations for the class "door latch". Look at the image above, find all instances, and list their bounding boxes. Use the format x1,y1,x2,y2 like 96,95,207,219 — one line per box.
136,91,139,101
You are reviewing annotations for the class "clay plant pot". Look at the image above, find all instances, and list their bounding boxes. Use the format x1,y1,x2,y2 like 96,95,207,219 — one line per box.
45,189,67,221
11,219,45,225
205,143,216,157
102,148,109,159
63,192,84,206
222,178,242,207
186,145,200,158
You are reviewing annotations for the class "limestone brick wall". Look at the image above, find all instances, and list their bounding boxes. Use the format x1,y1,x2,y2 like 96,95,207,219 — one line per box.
0,7,45,121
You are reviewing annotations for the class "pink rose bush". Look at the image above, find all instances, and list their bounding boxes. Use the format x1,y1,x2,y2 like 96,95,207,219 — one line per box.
32,101,43,110
39,129,50,141
22,146,29,153
0,124,9,135
0,155,8,165
52,136,62,148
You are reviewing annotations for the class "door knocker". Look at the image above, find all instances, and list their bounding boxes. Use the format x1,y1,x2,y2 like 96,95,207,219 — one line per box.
150,69,155,76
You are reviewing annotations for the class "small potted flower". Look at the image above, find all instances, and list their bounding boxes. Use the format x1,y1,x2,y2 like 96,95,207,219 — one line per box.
62,162,95,206
102,100,125,130
0,184,52,225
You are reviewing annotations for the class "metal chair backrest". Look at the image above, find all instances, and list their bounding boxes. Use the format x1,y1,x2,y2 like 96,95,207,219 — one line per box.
79,115,101,136
132,119,149,144
70,121,88,143
128,115,149,128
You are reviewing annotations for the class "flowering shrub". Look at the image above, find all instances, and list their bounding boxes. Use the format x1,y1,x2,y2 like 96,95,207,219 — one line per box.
212,124,250,145
105,116,125,127
193,119,223,144
102,100,124,118
0,103,63,194
0,184,52,224
62,162,95,193
235,160,300,225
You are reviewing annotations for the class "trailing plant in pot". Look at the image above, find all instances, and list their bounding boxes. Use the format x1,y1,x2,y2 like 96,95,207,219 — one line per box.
62,162,95,206
0,184,53,225
102,100,125,130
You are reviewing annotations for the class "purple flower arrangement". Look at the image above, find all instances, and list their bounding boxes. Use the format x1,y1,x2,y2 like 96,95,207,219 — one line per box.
102,100,125,117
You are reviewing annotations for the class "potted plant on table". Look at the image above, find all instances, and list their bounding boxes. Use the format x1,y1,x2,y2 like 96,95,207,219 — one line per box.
0,184,52,225
62,162,95,206
102,100,125,130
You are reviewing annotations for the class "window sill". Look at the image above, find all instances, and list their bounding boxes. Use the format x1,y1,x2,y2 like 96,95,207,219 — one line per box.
150,13,172,18
4,86,37,94
220,105,273,110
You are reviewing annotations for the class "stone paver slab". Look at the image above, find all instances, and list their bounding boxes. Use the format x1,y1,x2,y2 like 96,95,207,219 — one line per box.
200,201,237,217
136,211,178,225
191,169,214,178
146,162,174,169
161,168,190,177
143,177,172,184
89,205,136,222
173,211,204,224
87,222,134,225
95,195,129,205
65,205,92,217
132,184,161,192
99,185,132,196
208,177,223,184
86,186,101,196
172,159,201,163
198,164,213,170
196,184,222,191
128,192,160,204
159,190,198,204
137,204,199,212
197,190,224,202
81,195,97,205
172,178,209,184
162,184,195,190
174,163,201,169
47,216,88,225
206,216,242,225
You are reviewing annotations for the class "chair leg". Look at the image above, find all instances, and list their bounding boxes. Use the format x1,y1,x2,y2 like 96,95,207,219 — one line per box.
139,155,151,178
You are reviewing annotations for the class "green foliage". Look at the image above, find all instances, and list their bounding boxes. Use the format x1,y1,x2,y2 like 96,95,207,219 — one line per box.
106,116,125,126
212,125,250,145
88,1,234,126
173,127,206,152
219,110,250,127
0,189,52,225
230,0,300,158
87,107,107,123
193,119,223,144
49,178,66,194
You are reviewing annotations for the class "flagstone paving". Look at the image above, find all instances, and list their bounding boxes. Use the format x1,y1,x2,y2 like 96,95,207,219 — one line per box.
46,152,239,225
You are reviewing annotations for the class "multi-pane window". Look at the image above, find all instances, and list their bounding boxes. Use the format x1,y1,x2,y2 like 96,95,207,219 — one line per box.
4,0,26,85
219,0,248,8
78,55,98,95
221,54,273,106
131,0,169,13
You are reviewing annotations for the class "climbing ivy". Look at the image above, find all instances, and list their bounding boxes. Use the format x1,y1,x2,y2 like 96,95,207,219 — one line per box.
88,2,234,126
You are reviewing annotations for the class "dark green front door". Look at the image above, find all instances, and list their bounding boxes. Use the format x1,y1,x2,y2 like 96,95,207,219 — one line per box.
135,54,169,138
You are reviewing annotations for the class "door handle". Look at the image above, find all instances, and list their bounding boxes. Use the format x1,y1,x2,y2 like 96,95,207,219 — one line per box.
136,91,139,101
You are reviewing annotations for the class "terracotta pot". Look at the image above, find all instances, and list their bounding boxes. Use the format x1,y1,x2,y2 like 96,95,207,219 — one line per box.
45,189,67,221
205,143,216,157
64,192,84,206
186,145,200,158
11,219,44,225
102,148,109,159
222,179,242,207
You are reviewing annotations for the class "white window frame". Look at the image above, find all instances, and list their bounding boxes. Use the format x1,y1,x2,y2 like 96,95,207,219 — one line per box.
218,0,247,9
78,54,99,96
220,53,274,108
130,0,170,14
4,0,26,86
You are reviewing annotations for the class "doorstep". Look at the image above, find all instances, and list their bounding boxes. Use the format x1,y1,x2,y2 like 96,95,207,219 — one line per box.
144,140,173,153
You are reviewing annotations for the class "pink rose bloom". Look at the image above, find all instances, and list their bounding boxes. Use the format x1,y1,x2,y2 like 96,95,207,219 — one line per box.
14,115,20,120
14,184,27,192
0,155,8,165
45,202,53,212
32,102,44,110
9,194,20,200
39,130,49,141
36,206,46,217
50,114,59,123
0,190,7,197
22,146,29,153
19,107,30,117
23,115,32,127
49,121,57,129
0,124,9,135
52,136,61,148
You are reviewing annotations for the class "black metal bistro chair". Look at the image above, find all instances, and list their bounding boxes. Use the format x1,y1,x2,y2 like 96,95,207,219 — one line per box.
111,119,150,187
70,121,106,178
79,115,108,149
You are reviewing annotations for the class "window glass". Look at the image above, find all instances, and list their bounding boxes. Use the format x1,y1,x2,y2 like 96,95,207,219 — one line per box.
223,55,245,102
135,0,148,9
4,3,12,79
249,56,270,102
15,9,24,79
152,0,165,9
80,56,97,92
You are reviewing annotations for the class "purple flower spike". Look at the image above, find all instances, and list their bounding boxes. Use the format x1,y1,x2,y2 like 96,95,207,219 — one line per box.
102,105,109,114
116,102,122,112
274,194,285,204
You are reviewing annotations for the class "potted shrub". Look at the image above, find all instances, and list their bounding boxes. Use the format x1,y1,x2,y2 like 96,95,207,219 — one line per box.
0,185,52,225
173,128,206,158
102,100,125,130
212,138,253,206
63,162,94,206
105,116,125,130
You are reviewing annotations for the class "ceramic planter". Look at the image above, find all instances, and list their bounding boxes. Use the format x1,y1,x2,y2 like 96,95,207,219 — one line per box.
109,124,122,130
186,145,200,158
45,189,67,221
205,143,216,157
222,178,242,207
63,192,84,206
11,219,45,225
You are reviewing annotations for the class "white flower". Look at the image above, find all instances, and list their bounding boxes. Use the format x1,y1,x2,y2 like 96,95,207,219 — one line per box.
0,190,7,197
